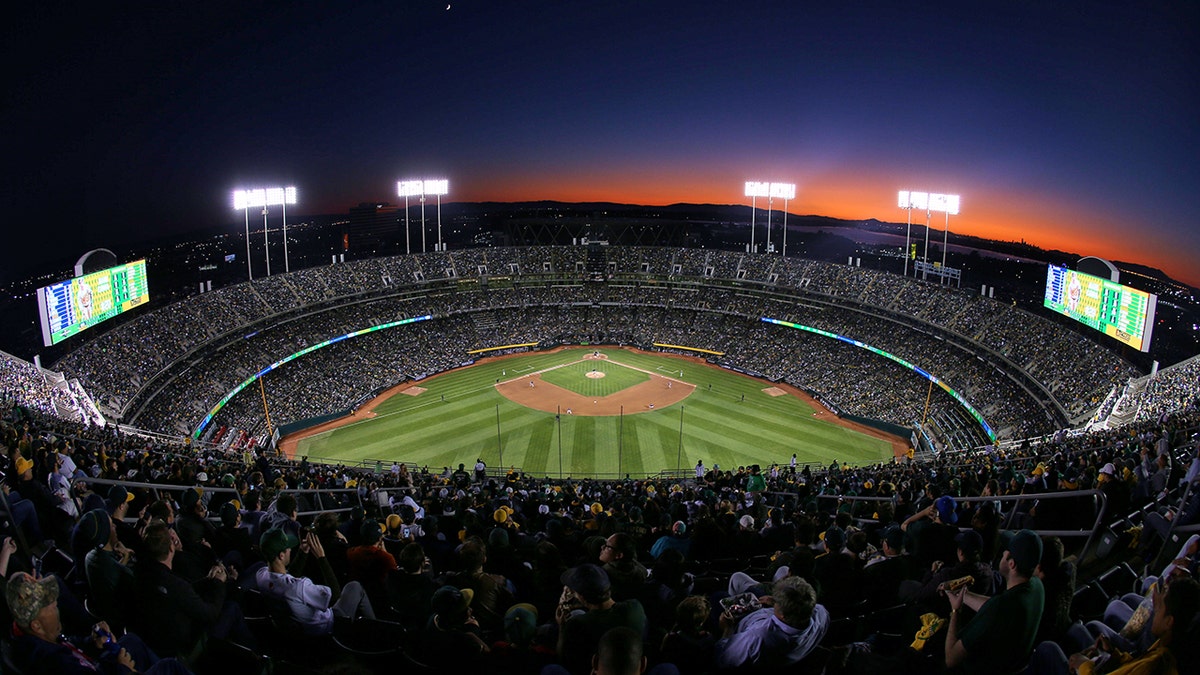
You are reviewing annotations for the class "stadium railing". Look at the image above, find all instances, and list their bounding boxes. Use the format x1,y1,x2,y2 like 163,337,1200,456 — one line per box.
773,489,1109,564
78,477,363,519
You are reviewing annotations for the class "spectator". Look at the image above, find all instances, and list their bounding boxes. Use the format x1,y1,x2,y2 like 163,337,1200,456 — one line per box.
864,525,920,609
1030,576,1199,675
419,585,490,667
388,542,437,632
902,494,959,570
600,533,648,602
659,595,715,675
132,521,242,659
5,571,190,675
82,509,136,631
556,563,648,675
712,575,829,669
650,521,691,560
943,529,1046,674
447,539,513,634
256,527,374,635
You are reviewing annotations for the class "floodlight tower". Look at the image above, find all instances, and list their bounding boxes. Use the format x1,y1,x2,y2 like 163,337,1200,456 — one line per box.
744,181,770,253
425,179,449,251
233,186,299,278
935,193,960,283
233,188,268,281
277,186,298,273
233,190,255,281
770,183,796,256
262,201,271,276
397,181,423,254
897,190,924,277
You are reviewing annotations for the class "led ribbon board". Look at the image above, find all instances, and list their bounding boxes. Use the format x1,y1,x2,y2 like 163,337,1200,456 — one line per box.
193,315,432,437
1043,264,1156,352
37,260,150,346
761,317,995,441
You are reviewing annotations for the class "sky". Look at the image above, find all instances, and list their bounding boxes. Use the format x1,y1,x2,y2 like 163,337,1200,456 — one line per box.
3,1,1198,286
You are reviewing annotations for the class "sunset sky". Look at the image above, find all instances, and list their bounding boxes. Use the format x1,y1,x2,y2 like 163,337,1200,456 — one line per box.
4,1,1197,286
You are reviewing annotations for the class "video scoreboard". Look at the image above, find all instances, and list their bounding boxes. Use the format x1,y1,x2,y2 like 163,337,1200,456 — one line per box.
1043,264,1156,352
37,260,150,346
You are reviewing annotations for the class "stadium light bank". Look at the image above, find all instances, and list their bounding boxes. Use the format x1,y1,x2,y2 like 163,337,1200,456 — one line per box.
398,179,450,254
898,190,960,281
232,186,299,280
744,181,796,255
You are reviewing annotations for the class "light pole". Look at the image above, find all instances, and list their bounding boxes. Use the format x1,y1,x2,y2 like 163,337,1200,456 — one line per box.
425,179,449,252
771,183,796,256
398,181,423,255
744,181,769,253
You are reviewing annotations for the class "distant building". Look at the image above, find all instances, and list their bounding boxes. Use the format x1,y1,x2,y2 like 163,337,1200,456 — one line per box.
346,202,402,255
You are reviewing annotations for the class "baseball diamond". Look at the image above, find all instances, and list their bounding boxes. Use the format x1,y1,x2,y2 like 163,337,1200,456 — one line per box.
285,347,904,478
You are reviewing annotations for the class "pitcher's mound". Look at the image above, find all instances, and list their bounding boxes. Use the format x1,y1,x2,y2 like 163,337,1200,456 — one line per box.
401,386,427,396
585,372,606,379
763,387,787,397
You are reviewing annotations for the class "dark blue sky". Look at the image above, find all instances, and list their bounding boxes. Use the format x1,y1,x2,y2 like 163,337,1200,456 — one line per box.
3,1,1197,285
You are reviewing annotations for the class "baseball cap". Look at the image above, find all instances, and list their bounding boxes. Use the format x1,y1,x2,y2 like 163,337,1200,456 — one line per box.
823,526,846,551
386,514,403,531
260,527,299,559
883,525,905,551
955,530,983,556
5,572,59,627
14,457,33,476
1100,463,1116,477
934,495,958,524
431,585,474,617
220,502,240,528
179,487,201,509
106,485,134,514
1002,529,1043,574
561,564,611,603
504,603,539,644
671,520,687,535
76,508,111,551
360,521,384,544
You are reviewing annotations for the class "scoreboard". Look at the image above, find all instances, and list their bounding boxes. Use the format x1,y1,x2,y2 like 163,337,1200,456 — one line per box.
1043,264,1156,352
37,260,150,346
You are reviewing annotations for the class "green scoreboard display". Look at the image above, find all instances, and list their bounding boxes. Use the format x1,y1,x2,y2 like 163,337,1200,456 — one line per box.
37,260,150,346
1043,264,1156,352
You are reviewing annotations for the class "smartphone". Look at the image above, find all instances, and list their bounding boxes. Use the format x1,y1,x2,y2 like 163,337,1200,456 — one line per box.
719,592,761,616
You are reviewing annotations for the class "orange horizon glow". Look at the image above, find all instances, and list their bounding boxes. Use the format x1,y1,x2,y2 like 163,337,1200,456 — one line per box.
441,172,1197,289
316,170,1195,289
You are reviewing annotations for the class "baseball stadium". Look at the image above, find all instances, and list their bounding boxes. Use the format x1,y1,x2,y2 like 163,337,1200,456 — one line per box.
1,241,1198,675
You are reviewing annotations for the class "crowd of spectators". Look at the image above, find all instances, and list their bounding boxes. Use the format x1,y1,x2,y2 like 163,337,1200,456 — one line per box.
0,388,1198,673
49,247,1137,427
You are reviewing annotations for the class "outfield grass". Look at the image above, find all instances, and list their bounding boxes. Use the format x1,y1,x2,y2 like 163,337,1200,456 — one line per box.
295,348,895,477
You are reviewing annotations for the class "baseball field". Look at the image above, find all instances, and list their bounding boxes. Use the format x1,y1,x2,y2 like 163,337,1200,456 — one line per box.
288,347,903,478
